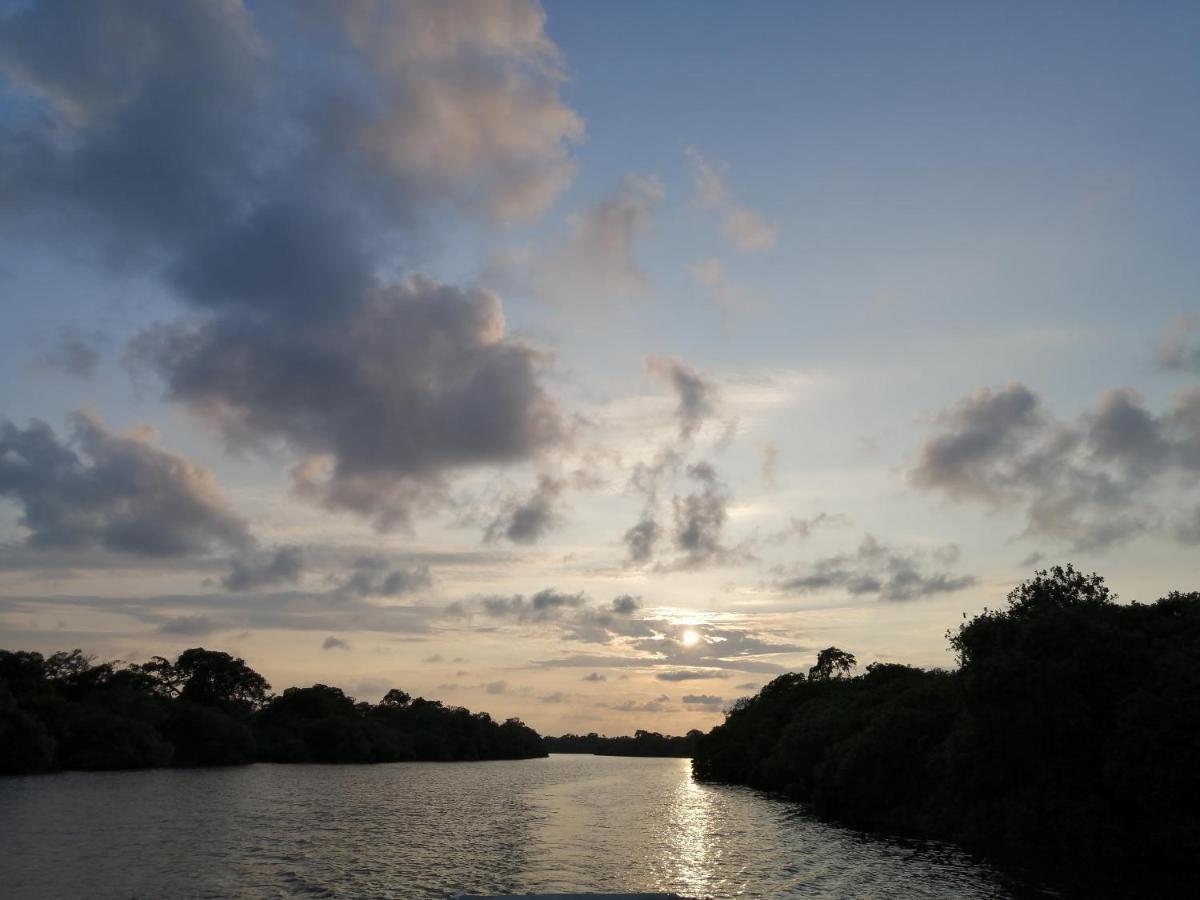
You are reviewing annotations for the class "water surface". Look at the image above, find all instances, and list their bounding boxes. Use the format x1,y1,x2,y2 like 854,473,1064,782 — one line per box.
0,755,1029,898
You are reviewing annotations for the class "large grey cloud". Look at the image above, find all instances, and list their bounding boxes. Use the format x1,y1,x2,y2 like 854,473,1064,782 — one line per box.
0,412,250,557
134,277,564,529
911,382,1200,550
779,534,976,602
0,1,581,528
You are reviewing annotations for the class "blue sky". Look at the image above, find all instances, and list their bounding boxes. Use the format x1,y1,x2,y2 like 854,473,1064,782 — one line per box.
1,1,1198,734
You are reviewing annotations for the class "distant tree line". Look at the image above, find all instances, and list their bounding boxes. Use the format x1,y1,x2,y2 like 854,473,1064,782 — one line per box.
544,729,703,757
692,566,1200,895
0,647,545,773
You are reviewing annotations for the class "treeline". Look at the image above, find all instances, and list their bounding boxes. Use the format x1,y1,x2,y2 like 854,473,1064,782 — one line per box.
545,729,703,757
692,566,1200,894
0,647,545,773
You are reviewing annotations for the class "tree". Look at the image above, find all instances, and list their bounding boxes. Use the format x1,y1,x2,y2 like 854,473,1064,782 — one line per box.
174,648,271,713
809,647,857,680
948,565,1113,666
379,688,412,708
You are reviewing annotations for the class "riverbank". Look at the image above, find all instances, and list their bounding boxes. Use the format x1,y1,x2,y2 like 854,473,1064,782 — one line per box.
692,567,1200,897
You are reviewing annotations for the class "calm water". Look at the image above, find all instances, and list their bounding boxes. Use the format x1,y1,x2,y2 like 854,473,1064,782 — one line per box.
0,755,1033,899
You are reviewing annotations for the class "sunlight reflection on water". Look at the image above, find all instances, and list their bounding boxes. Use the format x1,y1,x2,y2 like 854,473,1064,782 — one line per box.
0,755,1028,899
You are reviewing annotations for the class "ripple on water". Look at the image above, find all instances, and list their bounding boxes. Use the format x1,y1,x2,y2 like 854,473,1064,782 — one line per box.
0,756,1033,899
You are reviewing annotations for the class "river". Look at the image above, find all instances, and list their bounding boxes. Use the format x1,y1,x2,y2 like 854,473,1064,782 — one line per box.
0,755,1036,898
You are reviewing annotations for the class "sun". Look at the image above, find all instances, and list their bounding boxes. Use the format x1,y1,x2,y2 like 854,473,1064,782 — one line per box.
680,629,701,647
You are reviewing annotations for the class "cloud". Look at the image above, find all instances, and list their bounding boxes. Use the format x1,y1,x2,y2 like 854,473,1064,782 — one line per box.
646,356,719,441
1157,316,1200,373
484,474,564,544
536,613,803,675
619,359,736,568
158,615,224,637
222,545,305,591
686,257,765,314
627,624,804,670
561,596,655,644
136,278,565,530
0,412,250,557
656,669,731,682
1,588,438,638
622,516,662,565
322,636,351,651
602,698,669,714
669,461,734,569
0,0,580,228
485,680,508,695
477,588,587,624
686,148,778,251
527,174,665,304
911,382,1200,549
611,594,639,615
779,534,977,602
539,691,570,704
1178,506,1200,543
333,558,433,598
682,694,725,709
687,147,729,209
0,0,582,529
911,383,1046,502
758,512,842,547
35,327,102,379
721,207,778,251
583,672,607,682
333,0,584,223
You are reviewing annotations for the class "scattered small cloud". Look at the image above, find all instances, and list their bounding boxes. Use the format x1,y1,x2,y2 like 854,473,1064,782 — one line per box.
35,327,102,379
1157,316,1200,373
656,669,731,682
686,148,779,252
779,534,977,602
223,545,305,591
911,382,1200,550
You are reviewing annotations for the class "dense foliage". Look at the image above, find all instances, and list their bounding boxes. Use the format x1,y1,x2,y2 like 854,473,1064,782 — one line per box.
544,729,703,757
693,567,1200,894
0,648,546,773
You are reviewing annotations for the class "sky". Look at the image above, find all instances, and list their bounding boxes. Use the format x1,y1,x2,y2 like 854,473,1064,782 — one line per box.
1,0,1198,736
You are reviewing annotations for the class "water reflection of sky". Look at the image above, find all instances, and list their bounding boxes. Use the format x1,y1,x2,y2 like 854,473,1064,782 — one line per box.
524,756,1021,899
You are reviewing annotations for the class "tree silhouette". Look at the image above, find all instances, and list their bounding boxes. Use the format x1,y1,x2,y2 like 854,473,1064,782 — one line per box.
808,646,857,680
694,568,1200,896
